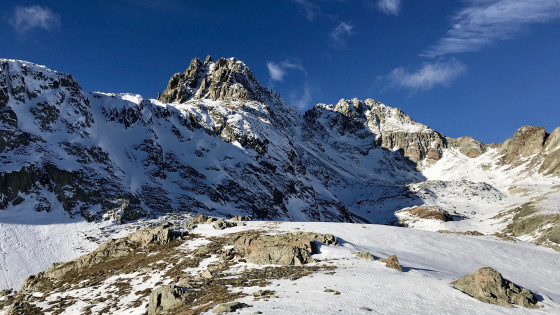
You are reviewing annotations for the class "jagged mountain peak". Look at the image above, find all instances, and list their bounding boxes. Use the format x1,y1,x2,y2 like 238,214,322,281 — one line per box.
158,56,270,104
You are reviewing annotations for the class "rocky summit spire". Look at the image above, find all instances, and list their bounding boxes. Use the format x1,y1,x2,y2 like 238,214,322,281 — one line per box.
158,56,268,104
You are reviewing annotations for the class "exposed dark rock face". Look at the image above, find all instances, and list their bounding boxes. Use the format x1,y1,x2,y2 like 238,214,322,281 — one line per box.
451,267,539,308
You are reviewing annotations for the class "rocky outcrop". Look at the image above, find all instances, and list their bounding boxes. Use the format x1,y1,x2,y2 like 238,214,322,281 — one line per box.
354,251,376,260
127,223,188,246
384,255,403,272
500,126,547,164
539,127,560,175
397,205,453,222
451,267,539,308
148,285,188,315
232,232,337,265
19,223,186,294
539,149,560,175
449,136,487,158
497,125,560,176
213,219,241,230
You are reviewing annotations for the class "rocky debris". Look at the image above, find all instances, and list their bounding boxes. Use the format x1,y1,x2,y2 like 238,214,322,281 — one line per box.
253,290,276,300
148,285,188,315
500,126,547,164
213,301,251,313
397,205,453,222
437,230,484,236
5,300,43,315
220,248,236,261
232,232,337,265
0,289,15,310
451,267,539,308
382,255,403,272
200,270,214,279
450,136,487,158
324,288,341,295
354,251,376,260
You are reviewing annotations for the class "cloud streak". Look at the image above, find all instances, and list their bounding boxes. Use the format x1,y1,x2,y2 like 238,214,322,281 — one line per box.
384,59,467,90
8,5,60,35
267,61,305,82
292,0,320,21
330,22,353,48
425,0,560,57
376,0,401,15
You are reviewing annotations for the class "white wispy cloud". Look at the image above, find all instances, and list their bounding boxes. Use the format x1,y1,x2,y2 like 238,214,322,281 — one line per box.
266,61,306,82
384,59,467,90
376,0,401,15
8,5,60,35
330,22,353,48
292,0,320,21
425,0,560,57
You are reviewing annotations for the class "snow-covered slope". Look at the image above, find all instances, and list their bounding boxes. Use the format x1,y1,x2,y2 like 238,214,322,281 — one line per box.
1,56,559,292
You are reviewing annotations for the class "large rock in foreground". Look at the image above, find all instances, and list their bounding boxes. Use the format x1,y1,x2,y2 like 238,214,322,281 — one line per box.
148,285,188,315
232,232,337,265
451,267,539,308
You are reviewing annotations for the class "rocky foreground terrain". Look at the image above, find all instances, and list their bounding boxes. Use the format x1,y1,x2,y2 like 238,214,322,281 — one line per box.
0,56,559,313
1,215,559,314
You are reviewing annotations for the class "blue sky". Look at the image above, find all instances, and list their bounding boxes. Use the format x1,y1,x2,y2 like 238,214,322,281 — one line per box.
1,0,559,143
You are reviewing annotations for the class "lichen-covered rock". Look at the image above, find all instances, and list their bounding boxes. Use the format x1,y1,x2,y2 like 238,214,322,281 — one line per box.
232,232,337,266
451,267,539,308
148,285,188,315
